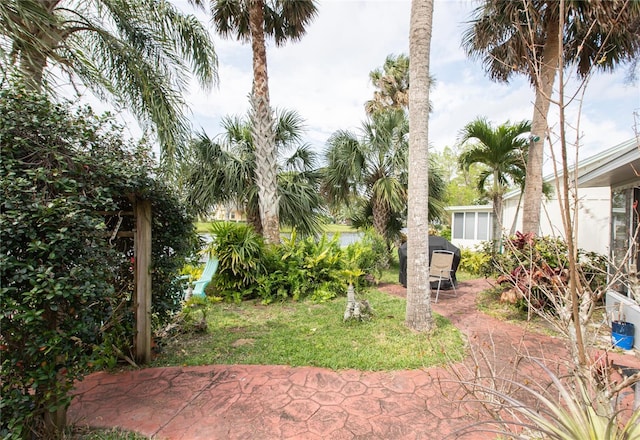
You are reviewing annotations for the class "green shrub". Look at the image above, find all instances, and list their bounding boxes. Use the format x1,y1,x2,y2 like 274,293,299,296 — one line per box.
263,230,345,303
458,247,492,276
344,228,390,280
206,221,269,302
205,224,380,304
0,84,197,438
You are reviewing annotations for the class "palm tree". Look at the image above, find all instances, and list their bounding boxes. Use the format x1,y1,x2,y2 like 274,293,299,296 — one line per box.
0,0,218,162
462,0,640,234
366,53,410,115
184,109,324,236
324,109,445,246
195,0,318,244
458,118,531,250
365,53,435,116
405,0,435,332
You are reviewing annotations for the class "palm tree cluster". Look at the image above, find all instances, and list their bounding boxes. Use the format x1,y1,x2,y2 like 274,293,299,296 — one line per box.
183,109,325,237
323,109,446,245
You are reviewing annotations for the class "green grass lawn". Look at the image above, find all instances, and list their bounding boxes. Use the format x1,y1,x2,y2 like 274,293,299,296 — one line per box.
153,287,465,371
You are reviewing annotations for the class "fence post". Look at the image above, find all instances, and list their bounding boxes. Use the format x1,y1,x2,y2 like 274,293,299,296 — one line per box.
134,198,152,363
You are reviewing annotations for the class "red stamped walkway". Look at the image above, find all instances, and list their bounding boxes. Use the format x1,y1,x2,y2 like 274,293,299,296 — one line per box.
68,279,640,439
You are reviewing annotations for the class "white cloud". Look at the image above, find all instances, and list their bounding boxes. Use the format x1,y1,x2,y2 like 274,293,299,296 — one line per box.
66,0,640,166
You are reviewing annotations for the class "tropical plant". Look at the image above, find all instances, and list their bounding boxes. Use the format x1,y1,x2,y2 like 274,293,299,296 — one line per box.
462,0,640,234
452,356,640,439
204,221,268,302
0,0,218,162
323,109,446,246
204,223,350,304
365,53,410,115
494,232,607,316
194,0,318,244
457,117,531,250
404,0,436,332
0,84,198,438
183,109,325,236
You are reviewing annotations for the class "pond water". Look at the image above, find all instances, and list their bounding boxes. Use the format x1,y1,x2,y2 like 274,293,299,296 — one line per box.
199,231,364,249
280,231,363,247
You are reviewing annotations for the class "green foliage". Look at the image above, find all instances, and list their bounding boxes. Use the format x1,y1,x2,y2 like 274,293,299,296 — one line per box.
67,427,148,440
206,222,269,302
458,247,492,276
204,223,387,304
261,231,345,303
0,84,197,438
343,228,389,281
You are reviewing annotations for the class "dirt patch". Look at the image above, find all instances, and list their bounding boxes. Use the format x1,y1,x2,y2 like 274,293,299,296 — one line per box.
231,338,255,347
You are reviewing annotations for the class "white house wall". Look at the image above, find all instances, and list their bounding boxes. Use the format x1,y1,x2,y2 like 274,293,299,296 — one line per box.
503,186,611,255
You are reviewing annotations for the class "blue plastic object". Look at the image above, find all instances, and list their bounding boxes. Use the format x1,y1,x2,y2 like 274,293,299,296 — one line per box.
191,257,219,297
612,321,634,350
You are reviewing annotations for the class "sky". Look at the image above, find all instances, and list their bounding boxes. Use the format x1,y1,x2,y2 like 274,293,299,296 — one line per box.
123,1,640,167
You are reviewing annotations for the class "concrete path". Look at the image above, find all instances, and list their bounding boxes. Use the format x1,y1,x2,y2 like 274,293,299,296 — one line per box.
68,279,640,439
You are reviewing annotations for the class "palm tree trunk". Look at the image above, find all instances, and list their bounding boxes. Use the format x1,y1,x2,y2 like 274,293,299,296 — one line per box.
522,13,560,234
405,0,435,332
19,47,47,91
492,193,503,252
248,0,280,245
246,203,262,235
492,170,503,251
372,197,390,239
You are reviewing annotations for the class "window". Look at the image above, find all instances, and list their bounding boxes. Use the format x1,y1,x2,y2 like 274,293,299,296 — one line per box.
611,186,640,299
453,211,493,241
477,212,489,240
453,213,464,239
464,213,475,238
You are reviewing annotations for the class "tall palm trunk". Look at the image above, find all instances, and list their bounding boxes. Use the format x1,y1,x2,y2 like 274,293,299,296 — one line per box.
20,47,47,90
522,13,560,234
248,0,280,244
492,170,503,251
372,197,390,239
405,0,435,332
18,0,61,91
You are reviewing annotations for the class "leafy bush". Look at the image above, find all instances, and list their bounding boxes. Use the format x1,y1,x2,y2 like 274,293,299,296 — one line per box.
204,224,384,304
273,231,345,303
0,84,197,438
458,247,492,276
343,228,390,280
206,221,269,302
494,232,607,313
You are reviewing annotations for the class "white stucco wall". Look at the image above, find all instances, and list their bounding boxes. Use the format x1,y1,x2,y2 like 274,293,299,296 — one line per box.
503,186,612,255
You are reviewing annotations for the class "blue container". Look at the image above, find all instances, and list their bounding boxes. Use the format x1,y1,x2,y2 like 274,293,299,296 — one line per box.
612,321,635,350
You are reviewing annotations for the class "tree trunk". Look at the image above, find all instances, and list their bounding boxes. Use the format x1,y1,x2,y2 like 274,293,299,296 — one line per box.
17,0,61,90
248,0,280,245
405,0,435,332
521,14,560,234
372,196,390,239
246,203,263,235
20,47,47,91
492,192,503,252
492,170,503,251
